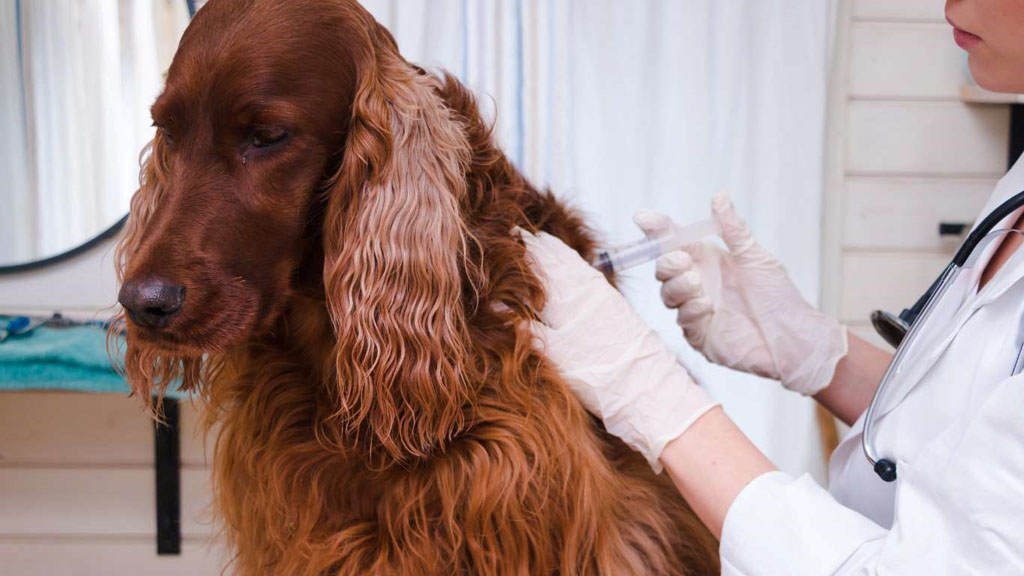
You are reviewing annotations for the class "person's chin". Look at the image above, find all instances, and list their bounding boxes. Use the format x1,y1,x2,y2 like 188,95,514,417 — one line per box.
968,58,1024,95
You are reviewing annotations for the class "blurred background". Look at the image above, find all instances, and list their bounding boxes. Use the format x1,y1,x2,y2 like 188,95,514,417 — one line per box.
0,0,1019,573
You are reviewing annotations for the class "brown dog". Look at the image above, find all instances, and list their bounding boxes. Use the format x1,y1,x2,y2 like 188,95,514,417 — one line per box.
113,0,719,573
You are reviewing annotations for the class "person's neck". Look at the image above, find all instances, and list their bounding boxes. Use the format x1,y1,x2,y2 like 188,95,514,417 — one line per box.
978,211,1024,291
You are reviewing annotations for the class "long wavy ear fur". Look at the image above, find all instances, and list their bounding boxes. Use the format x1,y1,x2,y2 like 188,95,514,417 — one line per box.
110,138,204,414
322,18,478,467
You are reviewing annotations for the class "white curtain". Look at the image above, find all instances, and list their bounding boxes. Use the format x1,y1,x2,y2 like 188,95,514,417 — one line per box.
0,0,188,263
363,0,838,481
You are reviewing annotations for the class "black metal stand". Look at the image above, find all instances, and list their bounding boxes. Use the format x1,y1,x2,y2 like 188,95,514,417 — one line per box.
154,398,181,555
1010,104,1024,167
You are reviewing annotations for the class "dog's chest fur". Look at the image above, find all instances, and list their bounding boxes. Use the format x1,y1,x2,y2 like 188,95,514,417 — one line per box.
201,297,718,575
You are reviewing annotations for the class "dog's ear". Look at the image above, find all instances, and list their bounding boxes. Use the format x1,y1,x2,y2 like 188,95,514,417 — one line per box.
110,138,203,414
322,18,477,466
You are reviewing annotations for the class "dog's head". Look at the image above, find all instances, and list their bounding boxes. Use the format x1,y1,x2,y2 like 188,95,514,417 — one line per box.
117,0,493,462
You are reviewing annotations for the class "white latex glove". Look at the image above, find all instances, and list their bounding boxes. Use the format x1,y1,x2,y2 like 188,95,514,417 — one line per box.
633,194,848,396
520,230,718,472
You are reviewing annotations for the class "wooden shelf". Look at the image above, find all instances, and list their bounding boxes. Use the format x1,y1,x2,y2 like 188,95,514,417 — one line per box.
961,84,1024,104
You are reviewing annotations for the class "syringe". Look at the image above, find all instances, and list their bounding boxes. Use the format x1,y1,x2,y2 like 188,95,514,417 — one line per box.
592,218,718,274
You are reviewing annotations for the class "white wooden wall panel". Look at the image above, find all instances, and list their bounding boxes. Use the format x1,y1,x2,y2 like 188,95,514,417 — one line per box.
844,177,995,249
849,23,966,100
840,253,949,323
0,393,221,573
0,468,212,537
0,541,227,576
852,0,945,23
0,393,209,467
846,102,1009,176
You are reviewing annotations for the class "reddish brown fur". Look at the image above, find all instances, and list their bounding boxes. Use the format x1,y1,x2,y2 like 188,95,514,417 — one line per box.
112,1,719,573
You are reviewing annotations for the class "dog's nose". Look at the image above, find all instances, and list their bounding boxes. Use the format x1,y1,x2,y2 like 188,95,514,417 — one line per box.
118,278,186,329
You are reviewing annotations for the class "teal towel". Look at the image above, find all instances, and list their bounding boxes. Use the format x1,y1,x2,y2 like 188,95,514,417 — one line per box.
0,318,186,397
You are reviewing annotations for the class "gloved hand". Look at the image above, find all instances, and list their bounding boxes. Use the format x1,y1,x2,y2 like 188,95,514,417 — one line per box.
633,194,848,396
520,230,718,472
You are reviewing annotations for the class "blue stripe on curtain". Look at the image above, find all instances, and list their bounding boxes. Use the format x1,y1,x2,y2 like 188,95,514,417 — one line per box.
14,0,22,63
14,0,28,145
513,0,525,169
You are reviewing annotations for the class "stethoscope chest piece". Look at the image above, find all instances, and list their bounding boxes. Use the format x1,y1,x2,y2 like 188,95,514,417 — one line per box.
870,311,908,349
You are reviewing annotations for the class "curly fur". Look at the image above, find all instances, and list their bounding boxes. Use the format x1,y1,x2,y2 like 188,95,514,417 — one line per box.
112,1,719,573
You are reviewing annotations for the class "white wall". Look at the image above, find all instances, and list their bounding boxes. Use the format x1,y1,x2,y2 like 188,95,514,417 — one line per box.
0,393,225,575
823,0,1010,345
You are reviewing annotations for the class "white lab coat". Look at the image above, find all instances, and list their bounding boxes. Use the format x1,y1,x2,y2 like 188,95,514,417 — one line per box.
719,155,1024,575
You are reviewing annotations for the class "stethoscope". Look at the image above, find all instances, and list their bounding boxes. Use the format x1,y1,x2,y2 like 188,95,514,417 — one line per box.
865,190,1024,482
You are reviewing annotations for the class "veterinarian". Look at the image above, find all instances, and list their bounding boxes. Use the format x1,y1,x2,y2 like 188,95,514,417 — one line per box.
523,1,1024,573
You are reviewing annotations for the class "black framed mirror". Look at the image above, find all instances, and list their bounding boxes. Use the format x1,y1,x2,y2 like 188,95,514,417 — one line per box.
0,0,199,274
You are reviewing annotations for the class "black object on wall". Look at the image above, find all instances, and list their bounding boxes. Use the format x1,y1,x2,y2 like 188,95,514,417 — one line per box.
154,399,181,555
1011,104,1024,168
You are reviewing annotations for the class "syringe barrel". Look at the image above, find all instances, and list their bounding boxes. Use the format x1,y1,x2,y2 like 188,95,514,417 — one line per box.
593,239,666,274
592,217,717,274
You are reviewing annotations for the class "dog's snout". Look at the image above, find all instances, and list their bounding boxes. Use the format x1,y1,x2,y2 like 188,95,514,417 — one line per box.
119,278,186,329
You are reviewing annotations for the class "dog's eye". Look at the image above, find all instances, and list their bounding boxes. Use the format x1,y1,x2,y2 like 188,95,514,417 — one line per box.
251,127,288,149
156,126,174,145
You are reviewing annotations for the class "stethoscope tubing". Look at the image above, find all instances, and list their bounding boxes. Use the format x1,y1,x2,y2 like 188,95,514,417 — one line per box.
863,263,958,482
865,189,1024,483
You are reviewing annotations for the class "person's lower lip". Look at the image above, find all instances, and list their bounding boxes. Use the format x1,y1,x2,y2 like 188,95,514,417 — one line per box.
953,27,982,50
